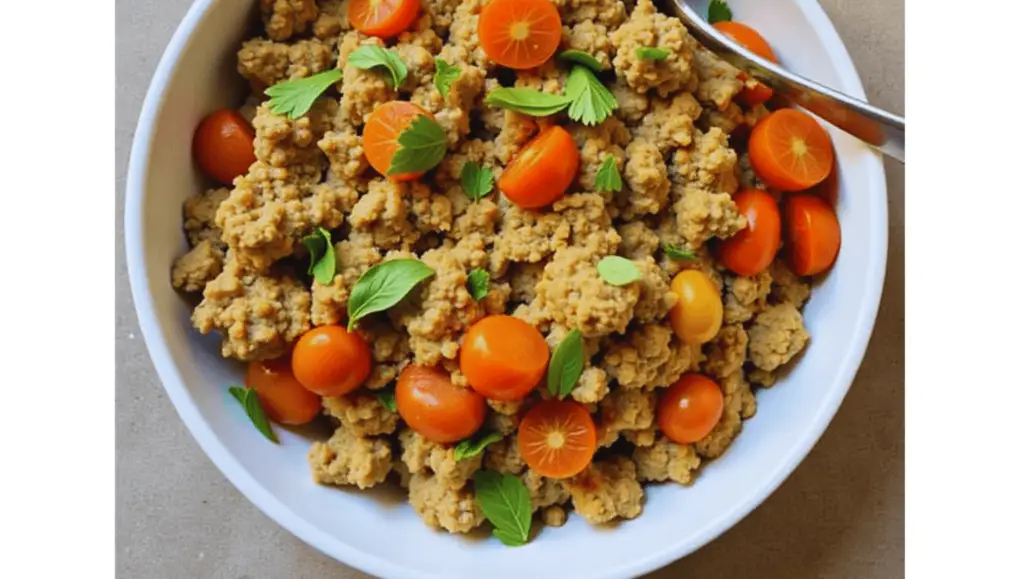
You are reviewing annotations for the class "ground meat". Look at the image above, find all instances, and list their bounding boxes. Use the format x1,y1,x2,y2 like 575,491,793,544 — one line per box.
308,426,392,489
571,118,630,198
748,303,810,372
769,259,811,307
610,0,698,97
611,79,650,123
484,436,525,474
507,262,545,304
318,121,368,181
399,429,483,489
562,21,616,69
694,373,753,458
723,270,772,324
237,38,334,90
692,47,744,111
632,257,676,323
183,188,230,248
443,0,489,69
171,240,224,293
322,393,399,437
619,140,670,218
408,473,485,533
617,221,660,260
252,100,335,168
422,0,461,33
419,63,486,148
564,456,644,525
310,231,382,326
192,259,311,361
337,32,397,125
601,323,693,390
260,0,317,41
435,138,500,189
515,60,569,96
312,0,350,39
666,185,746,249
493,110,540,164
670,127,739,194
559,0,628,28
348,178,421,250
542,505,569,527
701,324,748,380
522,469,571,511
597,388,656,447
572,366,610,404
633,92,702,152
633,437,701,484
535,247,639,338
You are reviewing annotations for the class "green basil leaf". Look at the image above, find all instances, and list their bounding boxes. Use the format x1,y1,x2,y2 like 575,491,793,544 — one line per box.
347,45,407,89
460,161,494,201
467,268,490,301
454,431,503,461
547,329,585,399
264,69,343,120
377,390,397,412
347,259,435,330
228,386,278,443
594,156,623,193
434,58,461,100
557,50,605,73
663,243,696,261
387,114,448,176
484,88,572,117
301,227,336,285
707,0,733,24
635,47,671,62
564,65,618,126
596,255,642,286
473,470,532,547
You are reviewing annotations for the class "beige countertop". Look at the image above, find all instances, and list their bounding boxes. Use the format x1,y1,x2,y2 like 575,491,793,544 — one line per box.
115,1,904,576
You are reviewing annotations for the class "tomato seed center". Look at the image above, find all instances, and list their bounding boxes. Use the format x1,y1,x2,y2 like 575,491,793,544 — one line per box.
790,138,809,157
510,22,531,41
547,431,566,449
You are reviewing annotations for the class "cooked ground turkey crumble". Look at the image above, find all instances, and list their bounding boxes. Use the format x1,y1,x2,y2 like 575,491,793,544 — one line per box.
171,0,813,534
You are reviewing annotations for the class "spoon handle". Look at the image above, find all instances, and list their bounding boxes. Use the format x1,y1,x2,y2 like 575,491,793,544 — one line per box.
667,1,905,163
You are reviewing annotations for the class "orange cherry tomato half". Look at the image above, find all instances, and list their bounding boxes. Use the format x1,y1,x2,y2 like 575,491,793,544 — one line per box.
478,0,562,70
737,79,774,108
784,193,841,276
245,357,322,426
657,373,724,445
498,125,579,209
748,108,835,192
803,153,839,207
460,315,549,401
348,0,421,38
668,269,723,346
291,326,372,397
713,21,778,62
396,365,486,443
192,109,256,186
517,400,597,479
718,189,782,277
364,101,434,181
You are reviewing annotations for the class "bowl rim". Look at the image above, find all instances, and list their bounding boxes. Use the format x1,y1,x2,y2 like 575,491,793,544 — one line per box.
124,1,888,577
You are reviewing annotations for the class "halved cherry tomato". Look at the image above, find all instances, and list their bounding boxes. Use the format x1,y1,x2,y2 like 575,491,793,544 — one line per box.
668,270,723,346
245,357,322,426
737,79,774,107
517,400,597,479
714,21,778,107
749,108,834,191
348,0,421,38
192,109,256,186
478,0,562,70
784,194,841,276
396,365,486,443
460,315,549,401
291,326,372,397
803,153,839,207
498,125,579,209
719,189,782,277
364,101,434,181
658,373,724,444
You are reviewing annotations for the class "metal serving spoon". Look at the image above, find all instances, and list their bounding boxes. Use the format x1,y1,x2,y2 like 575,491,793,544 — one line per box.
666,1,906,162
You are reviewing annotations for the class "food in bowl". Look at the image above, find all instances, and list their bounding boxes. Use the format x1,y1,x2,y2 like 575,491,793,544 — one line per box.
169,0,842,546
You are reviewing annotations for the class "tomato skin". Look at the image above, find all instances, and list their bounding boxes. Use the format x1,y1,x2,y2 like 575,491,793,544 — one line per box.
749,108,834,192
291,326,372,397
478,0,562,70
192,109,256,186
668,270,723,346
363,101,434,181
658,373,724,444
348,0,421,38
719,189,782,277
784,194,841,276
517,400,597,479
396,365,486,443
245,358,322,426
713,21,778,63
498,126,579,209
460,315,549,401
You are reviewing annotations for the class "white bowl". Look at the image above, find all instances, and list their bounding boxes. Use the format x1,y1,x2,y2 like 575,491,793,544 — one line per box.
125,0,887,577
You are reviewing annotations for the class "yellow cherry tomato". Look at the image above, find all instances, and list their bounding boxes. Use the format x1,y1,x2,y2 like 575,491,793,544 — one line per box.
668,270,723,345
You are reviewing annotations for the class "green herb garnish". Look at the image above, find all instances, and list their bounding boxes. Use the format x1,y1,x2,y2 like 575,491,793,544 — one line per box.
564,65,618,126
388,115,448,176
467,268,490,301
484,88,572,117
377,390,397,412
663,243,696,261
596,255,642,286
460,161,494,201
347,259,435,330
454,432,503,461
473,470,532,547
557,50,605,73
301,227,336,285
347,45,407,89
708,0,733,24
547,329,585,399
228,386,278,443
635,47,671,62
594,156,623,193
265,69,342,120
433,58,461,100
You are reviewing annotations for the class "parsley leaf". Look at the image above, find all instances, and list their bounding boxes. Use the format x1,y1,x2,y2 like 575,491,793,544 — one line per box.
265,69,342,120
708,0,733,24
484,88,572,117
557,50,605,73
596,255,642,286
663,243,696,261
473,470,532,547
594,156,622,193
434,58,461,100
388,115,448,176
377,390,397,412
467,268,490,301
564,65,618,126
460,161,494,201
347,259,435,330
548,329,585,399
454,431,503,461
301,227,336,285
347,45,407,89
228,386,278,443
635,47,671,62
